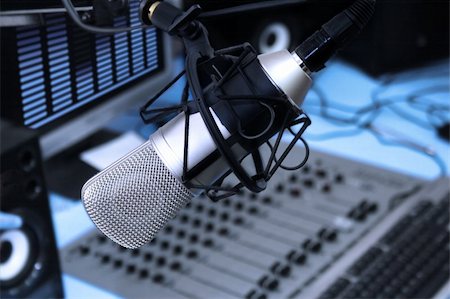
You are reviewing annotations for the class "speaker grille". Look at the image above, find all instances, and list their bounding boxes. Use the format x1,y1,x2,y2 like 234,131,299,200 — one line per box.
82,140,193,249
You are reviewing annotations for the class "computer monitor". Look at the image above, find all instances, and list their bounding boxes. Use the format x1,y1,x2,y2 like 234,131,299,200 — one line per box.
0,0,172,158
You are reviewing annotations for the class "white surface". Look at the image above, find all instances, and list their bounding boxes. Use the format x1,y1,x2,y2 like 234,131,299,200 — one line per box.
80,131,145,171
151,109,231,186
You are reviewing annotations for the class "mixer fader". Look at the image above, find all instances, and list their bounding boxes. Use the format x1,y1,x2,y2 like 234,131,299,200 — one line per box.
61,143,424,299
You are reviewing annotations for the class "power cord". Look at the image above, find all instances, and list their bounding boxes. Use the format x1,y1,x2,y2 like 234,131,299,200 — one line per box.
60,0,148,33
61,0,309,34
303,69,449,177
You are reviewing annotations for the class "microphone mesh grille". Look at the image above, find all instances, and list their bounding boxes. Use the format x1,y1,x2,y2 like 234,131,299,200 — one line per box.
82,140,193,249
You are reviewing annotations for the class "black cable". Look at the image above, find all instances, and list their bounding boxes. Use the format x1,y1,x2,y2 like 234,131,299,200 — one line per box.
305,124,447,177
63,0,308,34
305,73,449,177
61,0,147,34
307,83,450,129
294,0,376,72
187,50,266,192
236,101,276,140
386,105,435,130
306,129,364,141
307,91,448,131
265,137,310,171
368,126,447,177
375,85,449,131
307,86,396,127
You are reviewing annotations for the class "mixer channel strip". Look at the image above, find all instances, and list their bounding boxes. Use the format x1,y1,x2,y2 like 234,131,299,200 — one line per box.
61,147,423,299
318,194,449,299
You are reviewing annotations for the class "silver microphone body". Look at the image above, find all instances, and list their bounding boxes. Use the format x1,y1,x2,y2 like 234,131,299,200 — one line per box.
82,51,312,249
82,109,233,249
150,109,235,193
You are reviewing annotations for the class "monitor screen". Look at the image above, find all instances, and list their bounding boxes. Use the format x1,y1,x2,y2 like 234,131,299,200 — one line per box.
1,0,172,157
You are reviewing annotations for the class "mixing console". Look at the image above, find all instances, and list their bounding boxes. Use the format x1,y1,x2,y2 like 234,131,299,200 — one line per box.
307,178,449,299
61,143,430,299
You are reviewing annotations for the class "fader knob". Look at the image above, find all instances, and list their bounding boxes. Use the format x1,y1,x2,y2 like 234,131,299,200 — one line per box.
286,250,307,265
156,256,166,266
126,264,136,274
170,261,182,271
318,228,338,242
113,259,123,268
258,276,279,291
79,245,90,255
101,254,111,264
144,252,153,261
153,273,165,284
271,262,291,277
139,269,149,279
302,239,322,252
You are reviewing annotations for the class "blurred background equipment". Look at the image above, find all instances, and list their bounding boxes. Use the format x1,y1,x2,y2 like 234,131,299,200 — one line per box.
314,177,449,299
190,0,449,75
62,143,449,299
0,0,449,298
0,0,172,198
0,121,64,298
0,0,170,157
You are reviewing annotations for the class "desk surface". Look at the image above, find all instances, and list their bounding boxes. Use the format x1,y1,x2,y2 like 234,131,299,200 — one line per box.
51,58,449,299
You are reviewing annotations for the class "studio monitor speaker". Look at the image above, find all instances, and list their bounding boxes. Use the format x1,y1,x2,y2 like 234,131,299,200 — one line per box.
0,121,64,298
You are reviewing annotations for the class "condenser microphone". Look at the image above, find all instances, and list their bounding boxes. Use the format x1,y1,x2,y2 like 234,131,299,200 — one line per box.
82,0,376,249
82,49,312,248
